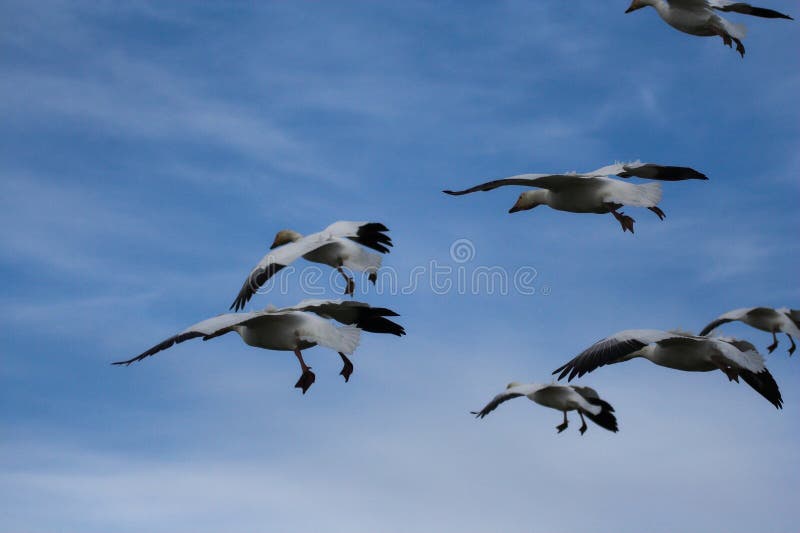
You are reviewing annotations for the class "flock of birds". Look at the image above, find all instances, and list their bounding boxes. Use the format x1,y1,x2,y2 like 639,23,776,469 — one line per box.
116,1,795,435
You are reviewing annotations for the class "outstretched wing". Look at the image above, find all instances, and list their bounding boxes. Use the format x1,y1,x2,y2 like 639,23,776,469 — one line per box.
283,299,405,336
553,329,674,382
710,1,793,19
699,317,736,336
230,222,392,311
443,173,586,195
612,161,708,181
699,307,755,335
570,385,601,401
710,337,766,373
471,384,539,419
112,312,260,365
739,368,784,409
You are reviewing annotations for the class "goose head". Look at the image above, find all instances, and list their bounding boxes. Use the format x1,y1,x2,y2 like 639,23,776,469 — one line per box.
508,190,546,214
625,0,652,13
270,229,303,249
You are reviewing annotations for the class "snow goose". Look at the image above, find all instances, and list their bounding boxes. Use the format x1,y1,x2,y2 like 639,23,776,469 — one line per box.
553,329,783,408
230,221,392,311
444,161,707,233
700,307,800,355
472,382,619,435
625,0,793,57
113,299,405,394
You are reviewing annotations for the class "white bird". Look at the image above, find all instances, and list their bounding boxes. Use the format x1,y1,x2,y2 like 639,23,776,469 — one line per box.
624,0,793,57
230,221,393,311
553,329,783,408
472,382,619,435
444,161,707,233
700,307,800,355
113,300,405,394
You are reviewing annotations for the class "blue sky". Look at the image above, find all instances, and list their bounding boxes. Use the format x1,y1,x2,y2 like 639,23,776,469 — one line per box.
1,1,799,531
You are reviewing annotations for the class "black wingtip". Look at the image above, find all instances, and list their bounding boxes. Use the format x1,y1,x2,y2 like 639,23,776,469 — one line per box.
583,398,619,433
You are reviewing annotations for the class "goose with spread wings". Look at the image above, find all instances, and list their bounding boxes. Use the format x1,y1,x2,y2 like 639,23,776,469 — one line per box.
700,307,800,355
113,300,405,394
472,382,619,435
230,221,392,312
443,161,707,233
553,329,783,408
625,0,792,57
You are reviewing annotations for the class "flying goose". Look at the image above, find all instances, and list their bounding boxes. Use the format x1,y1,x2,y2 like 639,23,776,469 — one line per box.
553,329,783,408
699,307,800,355
230,221,392,311
625,0,793,57
113,299,405,394
443,161,707,233
472,382,619,435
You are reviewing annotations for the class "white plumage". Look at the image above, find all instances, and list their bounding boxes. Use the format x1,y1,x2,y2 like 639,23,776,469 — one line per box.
553,329,783,408
230,221,392,311
700,307,800,355
472,382,619,435
444,161,707,233
113,299,405,394
625,0,793,57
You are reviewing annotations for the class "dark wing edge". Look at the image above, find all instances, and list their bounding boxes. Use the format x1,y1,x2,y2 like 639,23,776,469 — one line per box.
302,302,405,336
699,317,733,336
714,3,792,19
552,337,649,382
111,331,204,366
229,263,286,312
346,222,393,254
581,397,619,433
339,305,405,336
739,368,784,409
618,164,708,181
443,178,542,196
471,392,524,419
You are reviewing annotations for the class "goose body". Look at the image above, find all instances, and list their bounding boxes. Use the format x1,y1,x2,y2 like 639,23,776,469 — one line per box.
472,382,619,435
552,329,783,408
625,0,793,57
444,161,706,233
230,221,392,311
700,307,800,354
113,300,405,393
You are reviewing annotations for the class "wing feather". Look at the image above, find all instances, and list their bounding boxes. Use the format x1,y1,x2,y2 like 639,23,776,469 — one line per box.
616,162,708,181
710,1,792,19
286,300,405,336
553,329,672,382
230,222,391,311
112,313,259,365
443,174,591,195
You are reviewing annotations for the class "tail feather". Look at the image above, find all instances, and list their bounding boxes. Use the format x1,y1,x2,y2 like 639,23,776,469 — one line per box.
334,325,361,355
634,181,663,207
581,398,619,433
611,181,662,208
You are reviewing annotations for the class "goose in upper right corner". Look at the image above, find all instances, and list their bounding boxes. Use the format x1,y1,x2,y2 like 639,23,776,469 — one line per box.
624,0,793,57
700,307,800,355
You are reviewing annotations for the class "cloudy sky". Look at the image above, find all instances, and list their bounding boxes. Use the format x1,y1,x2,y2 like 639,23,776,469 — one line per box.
2,1,799,531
